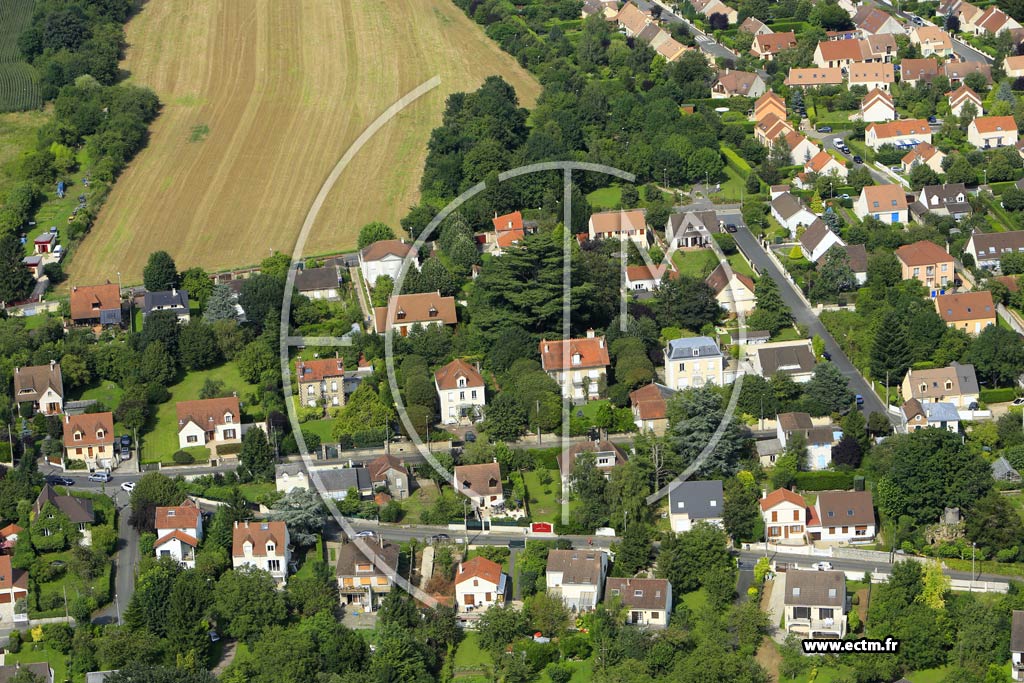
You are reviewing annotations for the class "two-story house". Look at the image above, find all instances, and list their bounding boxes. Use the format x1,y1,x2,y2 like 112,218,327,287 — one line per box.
539,331,610,402
705,263,756,316
806,490,876,543
711,69,766,98
154,499,203,568
232,520,290,585
771,193,818,236
454,462,504,510
373,292,457,336
668,479,724,533
853,5,902,34
69,283,122,328
0,554,29,625
142,289,190,322
948,84,983,118
784,570,847,639
753,341,817,383
560,439,627,487
359,239,418,287
895,240,954,290
177,397,245,449
935,291,996,335
368,455,411,500
804,150,847,180
965,230,1024,269
297,356,346,412
902,143,946,177
968,116,1019,149
34,484,94,545
915,184,972,221
900,58,939,87
777,412,842,471
629,383,674,435
455,556,509,613
901,398,960,433
799,220,846,263
336,539,399,612
663,336,724,390
13,361,64,416
665,211,719,249
752,91,786,123
750,32,797,60
62,412,116,472
588,210,649,247
859,88,896,123
902,362,980,409
275,463,309,494
864,120,931,150
854,184,909,225
910,26,954,57
849,62,895,91
761,488,808,544
606,577,672,628
546,549,608,612
435,359,485,425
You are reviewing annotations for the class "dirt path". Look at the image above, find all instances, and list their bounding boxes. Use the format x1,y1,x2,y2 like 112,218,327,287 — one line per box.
755,635,782,682
211,639,238,676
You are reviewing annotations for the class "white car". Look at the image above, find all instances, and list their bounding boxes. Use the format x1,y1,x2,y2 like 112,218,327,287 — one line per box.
811,561,833,571
120,481,136,492
355,530,376,538
1012,397,1024,406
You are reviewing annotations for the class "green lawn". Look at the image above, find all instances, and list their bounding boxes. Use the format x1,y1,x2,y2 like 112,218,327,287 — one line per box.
453,633,490,674
906,666,953,683
3,643,68,683
671,248,718,278
523,469,561,523
727,253,755,278
298,416,336,444
587,186,622,210
680,588,709,614
401,483,441,524
184,481,276,504
21,312,53,330
70,380,124,412
140,362,259,463
782,664,855,682
291,535,325,580
770,327,804,343
579,399,610,421
712,166,747,202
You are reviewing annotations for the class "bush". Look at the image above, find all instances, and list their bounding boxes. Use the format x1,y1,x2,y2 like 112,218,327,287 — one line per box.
379,500,402,523
65,459,87,470
980,387,1016,404
793,471,855,491
7,630,21,653
172,450,195,465
43,623,73,654
217,443,243,455
546,663,573,683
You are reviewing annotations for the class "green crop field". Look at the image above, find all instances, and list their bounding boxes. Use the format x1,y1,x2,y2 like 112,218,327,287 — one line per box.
0,0,41,112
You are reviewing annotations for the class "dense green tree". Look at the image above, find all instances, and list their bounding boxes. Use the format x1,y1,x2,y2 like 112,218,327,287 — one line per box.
180,267,214,308
239,274,286,333
484,392,526,441
572,452,609,531
143,251,178,291
870,310,912,382
203,284,240,322
810,245,855,300
965,491,1024,559
357,221,396,249
654,275,722,331
665,386,749,477
0,234,35,304
477,604,528,655
166,570,213,664
128,472,184,533
124,557,183,636
236,339,276,384
105,664,217,683
966,325,1024,386
266,488,326,546
178,319,221,370
656,522,734,594
723,476,760,543
803,361,853,416
214,566,288,644
238,427,274,483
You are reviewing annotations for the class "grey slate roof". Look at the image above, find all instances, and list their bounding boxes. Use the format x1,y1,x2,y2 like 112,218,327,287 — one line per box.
1012,610,1024,652
34,484,94,524
667,480,724,520
665,336,721,360
784,569,845,607
316,467,371,494
335,540,399,577
992,456,1021,481
142,289,189,316
295,266,340,292
758,344,816,376
924,402,960,423
771,192,808,220
0,663,53,683
546,549,606,585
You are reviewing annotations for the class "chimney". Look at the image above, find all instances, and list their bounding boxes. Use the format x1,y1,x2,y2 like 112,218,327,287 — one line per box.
586,328,595,339
50,359,55,369
598,337,605,349
234,521,239,528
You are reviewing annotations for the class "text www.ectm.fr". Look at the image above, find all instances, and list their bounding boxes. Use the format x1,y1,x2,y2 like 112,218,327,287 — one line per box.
802,638,900,654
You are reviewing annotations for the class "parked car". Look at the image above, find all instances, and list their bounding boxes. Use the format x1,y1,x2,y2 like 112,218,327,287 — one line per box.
725,223,738,233
852,155,863,164
839,193,850,200
465,431,477,443
120,481,136,492
811,562,833,571
832,137,844,147
46,475,74,486
430,534,452,543
822,351,831,361
355,530,376,538
855,394,865,407
88,471,111,483
817,125,832,133
1012,397,1024,406
120,435,131,448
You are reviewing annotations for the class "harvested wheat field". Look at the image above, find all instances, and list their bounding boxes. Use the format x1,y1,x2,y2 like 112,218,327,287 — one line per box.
69,0,540,284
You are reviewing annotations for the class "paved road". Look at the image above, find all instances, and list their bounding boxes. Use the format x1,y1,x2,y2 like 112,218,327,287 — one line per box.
874,0,992,64
94,496,138,625
639,0,739,62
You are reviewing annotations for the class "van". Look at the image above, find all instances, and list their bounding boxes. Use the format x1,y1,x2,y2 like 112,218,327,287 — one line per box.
595,527,617,537
53,245,64,262
88,471,111,483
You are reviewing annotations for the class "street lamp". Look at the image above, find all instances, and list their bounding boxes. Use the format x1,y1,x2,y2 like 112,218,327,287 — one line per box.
971,542,976,591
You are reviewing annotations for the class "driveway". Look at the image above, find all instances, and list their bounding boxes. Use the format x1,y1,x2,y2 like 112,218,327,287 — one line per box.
94,497,139,625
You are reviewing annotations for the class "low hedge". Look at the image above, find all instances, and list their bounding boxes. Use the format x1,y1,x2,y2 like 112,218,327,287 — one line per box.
218,443,243,455
721,145,752,178
795,471,855,491
980,387,1017,404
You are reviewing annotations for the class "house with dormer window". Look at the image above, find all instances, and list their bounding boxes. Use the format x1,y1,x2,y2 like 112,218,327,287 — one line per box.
968,116,1019,149
335,538,399,611
232,520,290,585
668,480,724,533
454,462,504,510
154,499,203,568
176,397,246,450
785,570,847,639
902,363,979,410
297,356,346,413
456,556,509,613
663,336,724,390
539,330,610,402
69,283,122,328
372,291,457,336
435,359,486,425
34,484,95,545
606,577,672,628
61,412,115,472
13,361,64,416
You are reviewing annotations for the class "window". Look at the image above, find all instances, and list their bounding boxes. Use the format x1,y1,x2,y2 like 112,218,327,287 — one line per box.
268,559,281,572
225,413,233,424
74,432,82,442
473,579,479,586
459,392,465,401
307,385,315,395
611,589,620,596
186,435,198,444
267,543,275,553
945,380,952,390
820,608,834,619
634,590,643,597
793,606,810,619
471,390,477,399
224,429,236,439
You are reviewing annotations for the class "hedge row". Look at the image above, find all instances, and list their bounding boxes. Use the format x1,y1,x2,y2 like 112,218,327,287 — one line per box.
980,387,1017,404
721,145,752,179
795,471,855,491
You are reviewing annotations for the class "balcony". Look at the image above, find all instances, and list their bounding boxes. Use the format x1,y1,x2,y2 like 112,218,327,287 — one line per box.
787,616,844,639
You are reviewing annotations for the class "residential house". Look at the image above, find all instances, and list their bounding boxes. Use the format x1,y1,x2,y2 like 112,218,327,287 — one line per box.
853,6,902,35
654,35,691,62
948,85,983,117
315,468,374,500
754,113,795,147
581,0,618,19
895,240,955,289
799,219,846,263
807,490,876,543
910,26,954,57
335,539,398,611
784,68,844,88
968,116,1019,149
901,143,946,176
899,58,940,86
546,549,608,611
1012,610,1024,682
297,356,346,411
751,32,797,60
588,209,649,246
916,183,972,220
804,150,847,180
0,553,29,624
839,244,868,285
663,336,724,390
785,130,822,165
489,210,535,254
559,440,627,484
1005,55,1024,78
771,192,818,236
176,397,243,450
965,230,1024,269
276,463,309,494
62,412,115,472
705,263,756,315
754,341,817,383
0,663,52,683
295,265,341,300
944,60,992,86
456,556,509,613
854,184,909,224
0,523,22,552
232,520,290,585
454,462,504,510
368,455,411,499
777,412,841,470
739,16,771,35
435,358,485,424
949,0,983,32
69,283,122,327
625,264,673,292
784,570,847,639
629,383,674,435
372,291,457,336
902,363,980,409
606,578,672,628
711,70,766,98
539,331,610,401
753,91,787,123
154,499,203,568
668,479,724,533
863,33,898,61
694,0,738,24
616,2,653,36
859,88,896,123
972,6,1021,35
813,39,865,69
864,119,931,150
761,488,808,544
359,239,418,286
142,289,190,321
33,484,94,544
13,361,63,416
901,398,960,433
935,290,996,335
666,210,719,248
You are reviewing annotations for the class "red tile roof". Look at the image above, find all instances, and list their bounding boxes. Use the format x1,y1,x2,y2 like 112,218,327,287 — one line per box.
176,397,241,430
539,336,611,371
297,357,345,383
69,283,120,321
63,412,114,447
867,119,930,139
492,211,523,232
154,529,200,549
457,556,504,586
971,116,1017,134
935,291,995,323
895,240,952,267
760,488,805,511
232,520,287,557
434,358,484,390
155,499,200,530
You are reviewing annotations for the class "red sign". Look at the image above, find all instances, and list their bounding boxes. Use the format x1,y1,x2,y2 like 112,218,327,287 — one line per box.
531,522,553,534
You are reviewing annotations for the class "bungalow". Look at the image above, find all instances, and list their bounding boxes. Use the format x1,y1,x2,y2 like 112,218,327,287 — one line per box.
839,244,868,285
663,336,724,390
629,383,674,435
294,265,341,300
559,440,628,484
336,539,398,611
373,291,458,336
668,479,724,533
752,91,787,123
705,263,756,315
13,361,63,415
588,209,649,246
142,288,190,321
34,484,94,543
917,183,972,220
854,184,908,224
853,6,902,35
275,463,309,494
625,264,673,292
859,88,896,123
316,468,374,500
1005,55,1024,78
751,32,797,60
784,570,847,639
944,60,992,86
606,577,672,628
754,113,794,147
539,330,610,401
368,455,411,499
813,39,865,69
754,341,816,383
62,412,116,472
711,69,766,99
666,210,719,248
297,356,346,412
864,119,931,150
358,239,418,287
901,398,960,433
233,520,290,585
901,143,946,176
806,490,876,543
546,549,608,611
177,397,244,450
454,462,504,510
965,230,1024,269
804,150,847,180
899,58,940,86
761,488,808,544
910,26,954,57
901,362,980,409
784,68,844,88
934,290,996,335
777,412,841,470
968,116,1019,150
0,555,28,624
799,219,846,263
154,499,203,568
771,192,817,236
973,6,1021,36
456,556,509,613
654,35,691,62
739,16,771,35
436,358,485,425
69,283,122,327
895,240,954,289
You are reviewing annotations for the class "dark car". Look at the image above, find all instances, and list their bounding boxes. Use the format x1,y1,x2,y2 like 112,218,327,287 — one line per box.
822,351,831,361
853,155,863,164
816,125,832,133
46,475,74,486
430,534,452,544
120,434,131,448
725,223,738,233
855,394,865,407
928,115,938,124
465,431,477,443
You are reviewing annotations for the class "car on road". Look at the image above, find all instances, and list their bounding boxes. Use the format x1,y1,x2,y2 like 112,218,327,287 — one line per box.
855,394,865,408
928,115,938,124
431,534,452,543
811,562,833,571
725,223,738,233
1012,397,1024,406
822,351,831,361
88,471,111,483
355,530,376,538
816,125,832,133
46,475,74,486
852,155,863,164
464,431,477,443
120,434,131,448
839,193,850,200
832,137,844,147
209,630,220,643
120,481,136,492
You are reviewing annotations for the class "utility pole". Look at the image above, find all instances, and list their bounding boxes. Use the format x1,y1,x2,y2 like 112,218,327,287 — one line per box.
885,370,889,407
536,400,541,445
